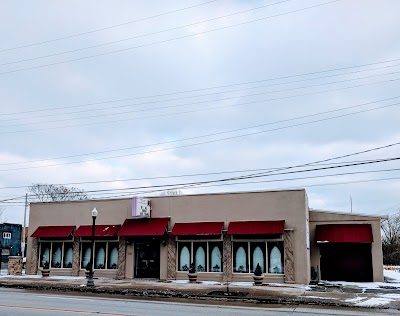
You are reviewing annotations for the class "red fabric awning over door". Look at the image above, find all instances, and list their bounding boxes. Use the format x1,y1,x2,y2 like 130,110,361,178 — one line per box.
171,222,224,236
316,224,373,243
118,218,169,236
31,226,75,238
74,225,120,237
227,220,285,235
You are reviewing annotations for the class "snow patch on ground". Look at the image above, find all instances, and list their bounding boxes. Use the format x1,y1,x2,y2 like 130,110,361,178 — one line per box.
354,296,394,307
323,270,400,290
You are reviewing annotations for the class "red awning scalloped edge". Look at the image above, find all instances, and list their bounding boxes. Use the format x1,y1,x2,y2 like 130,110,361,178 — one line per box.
171,222,224,236
31,226,75,238
227,220,285,235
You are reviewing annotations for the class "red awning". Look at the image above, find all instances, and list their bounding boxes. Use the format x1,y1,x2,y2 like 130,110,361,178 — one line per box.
171,222,224,236
118,218,169,236
316,224,373,243
31,226,75,238
227,220,285,235
74,225,120,237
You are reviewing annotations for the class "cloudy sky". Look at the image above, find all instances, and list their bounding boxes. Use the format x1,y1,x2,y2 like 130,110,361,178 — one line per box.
1,0,400,224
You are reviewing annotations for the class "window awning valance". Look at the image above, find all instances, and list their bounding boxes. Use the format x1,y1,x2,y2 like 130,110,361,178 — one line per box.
227,220,285,235
171,222,224,236
74,225,120,237
118,218,169,236
316,224,373,243
31,226,75,238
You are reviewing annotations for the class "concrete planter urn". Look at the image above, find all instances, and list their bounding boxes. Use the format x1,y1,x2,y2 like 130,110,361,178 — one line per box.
41,261,50,277
188,263,198,283
252,263,263,286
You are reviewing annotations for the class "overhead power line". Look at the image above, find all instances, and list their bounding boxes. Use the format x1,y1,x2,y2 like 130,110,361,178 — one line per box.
0,0,342,76
0,0,293,66
2,67,399,126
1,77,399,136
3,98,400,172
1,57,399,118
2,139,400,201
19,157,400,199
1,95,399,168
0,158,388,191
0,0,219,53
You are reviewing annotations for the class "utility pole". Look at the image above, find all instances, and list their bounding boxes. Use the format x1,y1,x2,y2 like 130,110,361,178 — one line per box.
22,193,28,257
350,196,353,213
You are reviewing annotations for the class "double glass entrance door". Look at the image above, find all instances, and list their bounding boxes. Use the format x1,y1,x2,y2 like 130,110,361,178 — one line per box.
135,239,160,278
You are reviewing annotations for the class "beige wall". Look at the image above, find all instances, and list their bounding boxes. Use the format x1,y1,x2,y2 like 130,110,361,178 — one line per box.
27,189,310,284
309,210,384,282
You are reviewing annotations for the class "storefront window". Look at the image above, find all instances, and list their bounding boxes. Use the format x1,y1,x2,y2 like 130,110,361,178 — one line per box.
81,243,92,269
250,242,266,273
209,243,223,272
51,242,62,268
178,241,223,272
39,241,73,268
178,242,191,271
107,243,119,269
233,242,248,273
40,242,51,267
268,241,284,274
233,241,284,274
63,243,73,268
81,241,119,270
95,242,106,269
194,242,206,272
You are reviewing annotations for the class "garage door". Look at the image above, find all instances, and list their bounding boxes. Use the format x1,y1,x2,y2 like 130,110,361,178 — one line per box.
319,243,373,282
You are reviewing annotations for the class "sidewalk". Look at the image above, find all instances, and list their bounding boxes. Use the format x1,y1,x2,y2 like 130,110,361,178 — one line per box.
0,270,399,310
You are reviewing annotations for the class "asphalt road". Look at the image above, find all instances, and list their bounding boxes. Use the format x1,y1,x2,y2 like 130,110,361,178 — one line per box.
0,288,398,316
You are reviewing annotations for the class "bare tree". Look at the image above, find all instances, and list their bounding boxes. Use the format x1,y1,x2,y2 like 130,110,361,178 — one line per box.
28,183,89,202
381,212,400,265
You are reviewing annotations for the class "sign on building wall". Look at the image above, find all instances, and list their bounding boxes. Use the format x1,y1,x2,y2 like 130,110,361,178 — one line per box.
132,197,151,218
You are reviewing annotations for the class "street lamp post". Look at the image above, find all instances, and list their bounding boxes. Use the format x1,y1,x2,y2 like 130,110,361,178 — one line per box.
87,207,98,287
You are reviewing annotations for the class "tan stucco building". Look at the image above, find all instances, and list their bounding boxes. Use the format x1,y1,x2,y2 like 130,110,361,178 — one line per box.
26,189,384,284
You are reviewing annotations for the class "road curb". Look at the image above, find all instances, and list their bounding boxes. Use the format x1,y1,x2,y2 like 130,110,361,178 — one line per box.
0,281,371,309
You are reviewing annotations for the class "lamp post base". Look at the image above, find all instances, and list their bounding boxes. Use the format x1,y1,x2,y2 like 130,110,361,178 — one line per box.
87,275,94,287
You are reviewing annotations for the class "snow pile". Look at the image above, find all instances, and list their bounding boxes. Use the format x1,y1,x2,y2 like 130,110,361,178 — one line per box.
352,294,400,307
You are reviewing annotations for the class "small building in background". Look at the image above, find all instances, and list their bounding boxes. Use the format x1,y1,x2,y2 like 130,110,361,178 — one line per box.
0,223,22,263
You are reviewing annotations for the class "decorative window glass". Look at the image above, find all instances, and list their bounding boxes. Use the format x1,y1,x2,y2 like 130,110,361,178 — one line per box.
209,243,223,272
268,241,284,274
40,242,51,267
250,242,266,274
51,242,62,268
3,232,11,239
233,242,248,273
194,242,206,272
81,243,92,269
177,241,223,272
94,242,106,269
39,241,73,269
177,242,191,271
107,243,119,269
63,243,73,268
80,241,119,270
233,241,284,274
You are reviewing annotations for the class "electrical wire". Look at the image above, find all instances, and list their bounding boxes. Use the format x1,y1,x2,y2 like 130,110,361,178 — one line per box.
0,0,292,66
0,0,342,76
1,76,399,136
2,57,399,118
3,67,399,126
1,98,399,172
0,0,219,53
